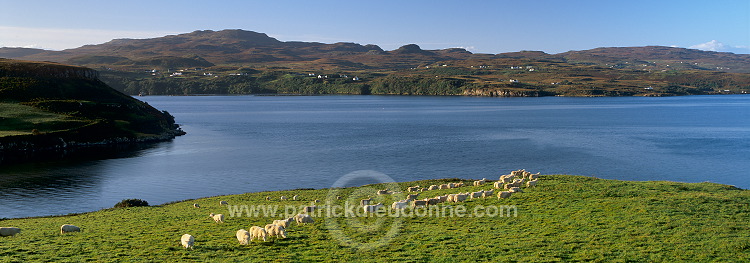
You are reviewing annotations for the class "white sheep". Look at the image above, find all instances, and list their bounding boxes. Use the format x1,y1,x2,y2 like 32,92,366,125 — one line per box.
249,226,267,242
494,181,504,189
363,203,384,213
407,186,420,192
497,191,512,199
60,224,81,234
406,193,420,200
209,213,224,223
509,187,523,193
0,227,21,237
391,200,408,210
265,196,271,201
412,200,427,207
526,179,539,188
280,196,287,201
193,203,200,208
273,218,293,228
428,185,439,191
181,234,195,249
264,224,287,239
303,205,316,213
453,194,468,202
360,198,372,206
219,200,228,206
292,195,299,201
236,229,251,245
482,189,494,198
529,172,540,180
377,189,389,195
294,213,314,224
470,191,484,199
439,184,450,190
436,195,449,203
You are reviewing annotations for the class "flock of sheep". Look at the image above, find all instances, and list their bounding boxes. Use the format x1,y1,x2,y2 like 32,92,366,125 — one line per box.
1,169,540,250
363,169,540,212
180,199,318,249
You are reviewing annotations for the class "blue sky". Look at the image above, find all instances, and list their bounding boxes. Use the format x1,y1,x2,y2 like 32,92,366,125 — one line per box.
1,0,749,54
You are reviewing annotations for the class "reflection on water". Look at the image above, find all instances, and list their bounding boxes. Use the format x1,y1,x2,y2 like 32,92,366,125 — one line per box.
1,95,748,218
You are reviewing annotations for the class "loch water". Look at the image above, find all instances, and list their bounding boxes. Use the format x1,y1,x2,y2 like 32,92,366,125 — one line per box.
1,95,748,218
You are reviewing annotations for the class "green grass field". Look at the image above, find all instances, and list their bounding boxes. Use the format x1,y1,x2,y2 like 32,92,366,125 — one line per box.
0,175,748,262
0,103,89,137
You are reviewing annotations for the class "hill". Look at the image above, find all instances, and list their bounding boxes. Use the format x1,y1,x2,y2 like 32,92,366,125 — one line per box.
0,58,184,162
0,175,747,261
2,29,750,96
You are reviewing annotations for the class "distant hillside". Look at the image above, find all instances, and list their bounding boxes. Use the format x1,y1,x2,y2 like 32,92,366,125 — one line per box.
0,58,183,162
3,29,749,97
559,46,750,73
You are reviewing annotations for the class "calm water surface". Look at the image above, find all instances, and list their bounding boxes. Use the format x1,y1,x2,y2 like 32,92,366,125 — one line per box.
1,95,748,218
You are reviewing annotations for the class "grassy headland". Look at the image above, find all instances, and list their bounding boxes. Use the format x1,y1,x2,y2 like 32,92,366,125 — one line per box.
0,175,747,262
0,59,183,162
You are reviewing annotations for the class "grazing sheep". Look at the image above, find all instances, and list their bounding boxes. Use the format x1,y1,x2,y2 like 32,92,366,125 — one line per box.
336,196,342,200
439,184,450,190
453,194,468,202
303,205,316,213
407,186,420,192
391,200,408,210
292,195,299,201
412,200,427,207
294,214,314,224
181,234,195,249
425,198,439,206
436,195,449,203
273,218,293,228
473,181,483,186
509,187,523,193
482,189,494,198
60,224,81,234
0,227,21,237
249,226,267,242
526,179,539,188
363,203,384,213
265,224,287,239
280,196,287,201
494,181,504,189
500,175,514,184
219,201,228,206
428,185,439,191
470,191,484,199
446,194,457,202
209,213,224,223
454,182,465,188
193,203,200,208
406,193,420,200
377,189,390,195
529,173,540,180
360,198,372,206
314,199,320,203
236,229,251,245
265,196,271,201
497,191,512,199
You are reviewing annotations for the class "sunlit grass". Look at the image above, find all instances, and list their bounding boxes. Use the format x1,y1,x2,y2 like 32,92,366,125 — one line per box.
0,175,747,262
0,102,90,137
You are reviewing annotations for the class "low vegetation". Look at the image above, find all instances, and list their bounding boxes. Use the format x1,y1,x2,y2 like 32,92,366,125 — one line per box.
0,59,183,161
0,175,747,262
